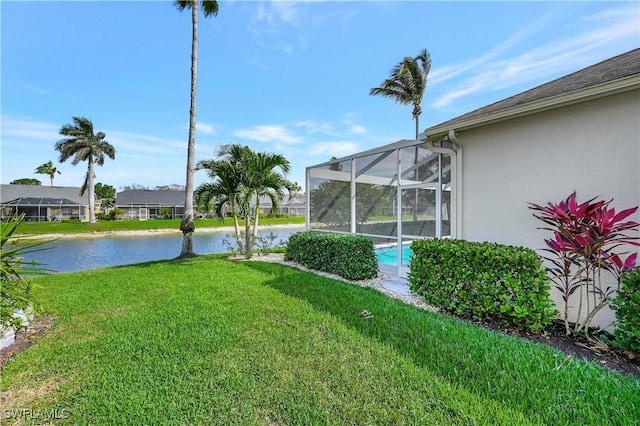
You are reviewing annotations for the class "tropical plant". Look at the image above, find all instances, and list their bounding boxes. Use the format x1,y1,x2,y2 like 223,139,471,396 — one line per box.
243,149,293,251
195,144,248,254
370,48,431,141
95,182,116,211
158,207,173,219
34,160,61,186
174,0,219,258
370,48,432,221
10,178,41,185
1,214,51,331
195,144,295,258
55,117,116,224
529,192,639,335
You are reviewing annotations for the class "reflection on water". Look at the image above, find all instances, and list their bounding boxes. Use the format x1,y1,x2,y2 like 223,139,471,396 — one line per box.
23,227,302,273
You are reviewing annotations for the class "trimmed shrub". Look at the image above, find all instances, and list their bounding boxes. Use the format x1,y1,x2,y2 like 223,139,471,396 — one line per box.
409,239,556,332
285,231,378,280
612,269,640,353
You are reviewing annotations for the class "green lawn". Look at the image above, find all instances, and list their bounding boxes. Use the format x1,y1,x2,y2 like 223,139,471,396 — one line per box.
15,216,305,236
2,257,638,425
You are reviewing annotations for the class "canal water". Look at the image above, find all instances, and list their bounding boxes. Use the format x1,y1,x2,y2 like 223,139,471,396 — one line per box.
22,226,303,273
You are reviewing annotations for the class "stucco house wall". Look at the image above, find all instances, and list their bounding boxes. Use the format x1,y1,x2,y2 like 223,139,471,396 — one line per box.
455,89,639,329
458,89,639,251
424,47,640,330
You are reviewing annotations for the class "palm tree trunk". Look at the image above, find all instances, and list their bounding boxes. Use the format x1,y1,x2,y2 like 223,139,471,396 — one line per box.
244,213,252,258
232,213,243,254
180,0,198,257
88,159,96,224
413,115,419,222
252,199,260,238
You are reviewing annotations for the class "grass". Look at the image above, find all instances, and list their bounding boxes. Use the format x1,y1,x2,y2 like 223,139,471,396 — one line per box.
2,257,639,425
15,216,305,236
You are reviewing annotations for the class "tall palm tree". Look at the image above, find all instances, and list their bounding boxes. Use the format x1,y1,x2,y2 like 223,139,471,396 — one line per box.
34,161,61,186
370,49,431,221
370,48,431,140
174,0,219,258
55,117,116,224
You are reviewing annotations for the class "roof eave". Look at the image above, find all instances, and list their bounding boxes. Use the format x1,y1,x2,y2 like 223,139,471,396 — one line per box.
425,74,640,141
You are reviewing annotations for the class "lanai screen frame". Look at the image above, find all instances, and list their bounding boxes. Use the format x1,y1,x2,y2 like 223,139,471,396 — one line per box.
305,138,453,277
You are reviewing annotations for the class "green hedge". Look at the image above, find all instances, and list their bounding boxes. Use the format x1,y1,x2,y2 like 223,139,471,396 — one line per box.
285,231,378,281
612,268,640,353
409,239,556,332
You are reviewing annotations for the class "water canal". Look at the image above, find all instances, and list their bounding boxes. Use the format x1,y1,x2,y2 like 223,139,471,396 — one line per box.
22,226,304,273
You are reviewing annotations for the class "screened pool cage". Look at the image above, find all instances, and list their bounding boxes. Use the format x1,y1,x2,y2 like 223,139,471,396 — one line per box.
306,139,454,277
2,197,87,222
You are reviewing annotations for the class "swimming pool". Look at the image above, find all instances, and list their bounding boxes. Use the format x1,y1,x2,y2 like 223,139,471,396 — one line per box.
375,245,412,266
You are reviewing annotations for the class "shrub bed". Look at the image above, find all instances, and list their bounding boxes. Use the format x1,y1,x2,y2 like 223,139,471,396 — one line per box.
613,268,640,353
285,231,378,280
409,239,556,332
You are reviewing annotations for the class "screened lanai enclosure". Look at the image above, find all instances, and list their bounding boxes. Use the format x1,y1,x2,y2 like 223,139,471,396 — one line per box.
306,139,453,277
1,197,87,222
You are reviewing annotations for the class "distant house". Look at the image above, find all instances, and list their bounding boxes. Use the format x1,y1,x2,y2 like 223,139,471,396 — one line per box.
252,193,306,217
115,190,185,220
280,194,306,217
0,184,90,222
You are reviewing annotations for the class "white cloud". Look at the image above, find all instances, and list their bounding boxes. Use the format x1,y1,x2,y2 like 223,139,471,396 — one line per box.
248,1,358,54
295,119,334,134
196,122,216,135
342,114,366,135
107,131,186,154
1,116,59,141
234,125,302,144
21,82,48,95
430,4,640,109
310,141,359,157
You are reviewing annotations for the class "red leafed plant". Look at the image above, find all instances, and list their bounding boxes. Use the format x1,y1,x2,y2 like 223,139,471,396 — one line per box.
529,192,639,335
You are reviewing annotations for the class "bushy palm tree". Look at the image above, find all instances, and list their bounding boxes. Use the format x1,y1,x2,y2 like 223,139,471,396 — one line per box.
34,161,61,186
195,145,249,253
174,0,219,258
195,144,294,258
243,150,292,239
55,117,116,224
370,48,431,140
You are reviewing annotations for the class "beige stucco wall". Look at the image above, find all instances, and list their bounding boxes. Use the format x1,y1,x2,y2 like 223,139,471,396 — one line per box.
457,89,640,329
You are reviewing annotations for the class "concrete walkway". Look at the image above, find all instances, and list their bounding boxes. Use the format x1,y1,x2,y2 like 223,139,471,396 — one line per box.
378,264,411,295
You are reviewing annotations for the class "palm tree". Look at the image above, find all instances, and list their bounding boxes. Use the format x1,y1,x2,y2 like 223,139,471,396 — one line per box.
55,117,116,224
195,144,294,258
370,48,431,140
195,144,250,254
244,150,292,242
34,161,61,186
174,0,219,258
370,49,431,221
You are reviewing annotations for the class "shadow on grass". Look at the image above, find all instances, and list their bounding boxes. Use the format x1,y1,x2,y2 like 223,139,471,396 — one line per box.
240,260,640,424
107,253,231,270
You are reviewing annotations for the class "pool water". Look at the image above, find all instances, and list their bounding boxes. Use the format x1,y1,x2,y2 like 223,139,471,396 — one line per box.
376,245,412,266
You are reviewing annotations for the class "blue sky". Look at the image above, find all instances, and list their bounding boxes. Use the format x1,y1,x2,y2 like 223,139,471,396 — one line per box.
2,1,639,191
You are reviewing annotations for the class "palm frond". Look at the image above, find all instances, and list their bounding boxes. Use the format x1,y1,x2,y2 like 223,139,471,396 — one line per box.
370,48,432,121
174,0,218,16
